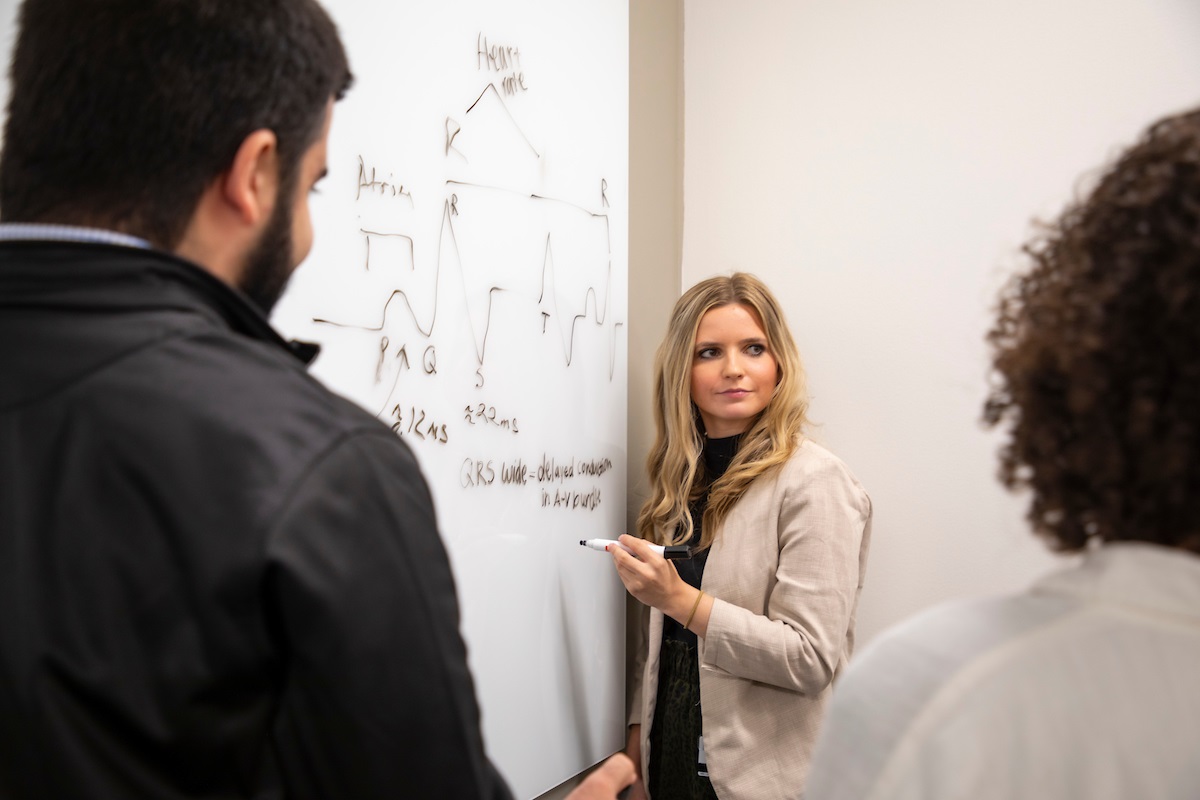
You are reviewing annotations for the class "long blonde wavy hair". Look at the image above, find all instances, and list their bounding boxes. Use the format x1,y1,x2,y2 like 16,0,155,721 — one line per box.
636,273,810,549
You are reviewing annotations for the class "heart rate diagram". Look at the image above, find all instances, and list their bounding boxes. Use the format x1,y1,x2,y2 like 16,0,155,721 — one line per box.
291,72,626,443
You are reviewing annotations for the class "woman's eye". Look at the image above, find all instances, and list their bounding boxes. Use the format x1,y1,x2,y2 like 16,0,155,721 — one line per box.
697,348,718,359
747,343,766,356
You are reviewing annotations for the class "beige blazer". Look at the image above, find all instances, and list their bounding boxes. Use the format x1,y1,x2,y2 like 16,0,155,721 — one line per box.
629,438,872,799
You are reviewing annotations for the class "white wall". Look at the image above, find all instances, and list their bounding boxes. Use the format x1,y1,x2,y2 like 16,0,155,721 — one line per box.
682,0,1200,643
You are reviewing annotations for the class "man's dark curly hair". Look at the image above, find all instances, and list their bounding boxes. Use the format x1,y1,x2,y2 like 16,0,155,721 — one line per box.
984,108,1200,555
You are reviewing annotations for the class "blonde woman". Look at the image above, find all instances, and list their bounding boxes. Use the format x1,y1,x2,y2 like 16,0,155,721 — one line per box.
612,273,872,799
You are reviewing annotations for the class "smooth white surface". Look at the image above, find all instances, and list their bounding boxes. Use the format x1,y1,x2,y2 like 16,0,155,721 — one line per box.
681,0,1200,644
271,4,629,796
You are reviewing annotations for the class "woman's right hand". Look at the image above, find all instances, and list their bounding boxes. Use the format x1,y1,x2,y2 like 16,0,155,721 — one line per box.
612,535,711,636
611,535,686,615
623,724,647,800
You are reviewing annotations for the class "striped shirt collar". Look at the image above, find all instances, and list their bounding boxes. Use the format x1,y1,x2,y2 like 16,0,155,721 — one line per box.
0,222,151,250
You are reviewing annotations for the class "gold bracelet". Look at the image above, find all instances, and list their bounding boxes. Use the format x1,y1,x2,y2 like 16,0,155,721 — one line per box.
684,589,705,631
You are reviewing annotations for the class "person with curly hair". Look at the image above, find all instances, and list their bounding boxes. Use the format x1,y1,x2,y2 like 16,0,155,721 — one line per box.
804,109,1200,799
609,273,873,799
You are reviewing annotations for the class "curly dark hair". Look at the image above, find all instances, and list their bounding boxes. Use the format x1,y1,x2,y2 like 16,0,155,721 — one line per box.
984,108,1200,555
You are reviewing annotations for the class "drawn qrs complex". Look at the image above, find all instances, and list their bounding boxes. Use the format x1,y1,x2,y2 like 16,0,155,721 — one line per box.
312,191,623,382
535,233,624,376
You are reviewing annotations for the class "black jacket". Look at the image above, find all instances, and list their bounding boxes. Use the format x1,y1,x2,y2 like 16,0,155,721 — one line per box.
0,241,513,799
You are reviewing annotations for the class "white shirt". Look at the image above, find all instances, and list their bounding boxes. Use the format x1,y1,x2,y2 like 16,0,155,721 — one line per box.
805,543,1200,800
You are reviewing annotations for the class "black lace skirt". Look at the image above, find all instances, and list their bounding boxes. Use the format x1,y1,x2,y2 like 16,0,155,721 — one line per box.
647,639,719,800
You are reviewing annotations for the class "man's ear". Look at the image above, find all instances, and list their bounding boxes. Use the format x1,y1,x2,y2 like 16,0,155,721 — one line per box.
222,129,279,225
173,129,279,283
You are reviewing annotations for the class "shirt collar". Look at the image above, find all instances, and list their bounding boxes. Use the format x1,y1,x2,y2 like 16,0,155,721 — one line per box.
0,222,152,250
1032,542,1200,625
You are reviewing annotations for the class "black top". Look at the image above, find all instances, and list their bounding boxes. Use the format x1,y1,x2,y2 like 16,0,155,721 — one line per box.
662,434,740,645
0,241,512,799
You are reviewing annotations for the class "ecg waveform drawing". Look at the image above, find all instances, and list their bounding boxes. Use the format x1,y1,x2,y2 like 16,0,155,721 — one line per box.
298,37,625,436
313,187,623,382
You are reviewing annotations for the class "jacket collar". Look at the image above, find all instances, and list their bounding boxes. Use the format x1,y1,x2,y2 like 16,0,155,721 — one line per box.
0,239,320,365
1032,542,1200,626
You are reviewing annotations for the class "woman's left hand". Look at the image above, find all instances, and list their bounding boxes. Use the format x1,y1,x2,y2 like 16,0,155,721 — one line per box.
612,535,708,633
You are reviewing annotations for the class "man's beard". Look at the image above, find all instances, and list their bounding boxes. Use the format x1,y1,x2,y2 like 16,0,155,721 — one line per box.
238,190,295,316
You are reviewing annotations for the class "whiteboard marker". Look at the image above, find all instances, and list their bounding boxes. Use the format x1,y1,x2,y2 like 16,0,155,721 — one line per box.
579,538,692,560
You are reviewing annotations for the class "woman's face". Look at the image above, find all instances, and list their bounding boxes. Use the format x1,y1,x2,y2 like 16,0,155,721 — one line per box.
690,303,778,438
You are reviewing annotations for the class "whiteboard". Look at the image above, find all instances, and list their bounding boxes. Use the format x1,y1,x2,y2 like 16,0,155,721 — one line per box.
270,3,629,797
